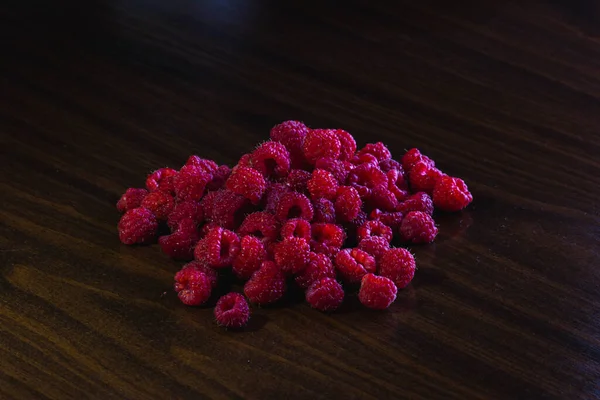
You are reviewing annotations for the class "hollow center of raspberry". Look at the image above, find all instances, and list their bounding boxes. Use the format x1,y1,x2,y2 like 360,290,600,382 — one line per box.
220,241,231,258
288,205,302,218
264,159,277,176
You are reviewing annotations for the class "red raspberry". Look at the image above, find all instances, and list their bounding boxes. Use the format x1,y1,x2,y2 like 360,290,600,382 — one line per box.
146,168,177,194
332,129,356,161
358,274,397,310
159,218,200,260
116,188,148,213
369,209,404,229
244,261,286,305
141,190,175,221
200,222,220,238
275,192,314,222
402,148,435,171
194,226,241,268
235,153,253,170
211,189,253,230
350,152,379,167
286,169,312,193
409,162,444,194
206,165,232,191
180,261,218,288
357,236,390,260
346,163,388,199
334,248,376,283
295,252,336,289
368,185,399,211
280,218,312,241
185,156,219,175
232,235,266,280
387,169,409,201
306,278,344,312
397,192,434,215
312,198,336,224
199,190,220,222
433,176,473,212
225,167,267,205
315,157,349,184
238,211,280,244
264,183,291,214
379,248,416,289
250,141,291,178
118,207,158,245
167,201,204,231
357,220,393,243
334,186,362,222
303,129,341,164
270,120,309,169
174,165,211,201
357,142,391,161
174,265,212,306
214,293,250,328
311,223,346,249
307,169,339,201
400,211,438,243
274,237,310,274
379,159,403,173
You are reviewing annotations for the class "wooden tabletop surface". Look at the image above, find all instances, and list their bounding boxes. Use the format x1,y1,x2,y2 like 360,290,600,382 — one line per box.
2,1,600,399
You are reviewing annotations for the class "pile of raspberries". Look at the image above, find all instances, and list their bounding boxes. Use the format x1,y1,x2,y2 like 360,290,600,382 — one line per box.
116,121,472,329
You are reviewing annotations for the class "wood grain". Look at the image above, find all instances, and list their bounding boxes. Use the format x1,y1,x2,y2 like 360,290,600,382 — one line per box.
2,0,600,399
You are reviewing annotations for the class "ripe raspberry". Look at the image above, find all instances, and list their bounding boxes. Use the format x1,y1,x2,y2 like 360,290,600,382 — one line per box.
199,190,220,222
180,261,218,288
118,207,158,245
334,186,362,222
433,176,473,212
332,129,356,161
311,223,346,249
274,237,310,274
357,236,390,260
214,293,250,328
174,265,212,306
315,157,349,184
379,159,403,173
369,209,404,229
159,218,200,260
194,226,241,268
368,185,399,211
346,163,388,199
270,120,309,169
295,252,336,289
167,201,204,231
146,168,177,194
244,261,287,305
409,162,444,194
357,142,391,161
303,129,341,164
211,189,253,230
286,169,311,193
225,167,267,205
306,278,344,312
238,211,280,243
387,169,409,201
280,218,312,241
206,165,232,191
334,248,376,283
116,188,148,213
397,192,434,215
250,141,291,178
141,190,175,221
235,153,253,170
350,152,379,167
400,211,438,244
402,148,435,171
379,248,416,289
264,183,291,214
312,198,336,224
232,235,266,280
200,222,220,238
174,164,211,201
185,156,219,175
275,192,314,222
307,169,339,201
358,274,397,310
357,220,393,243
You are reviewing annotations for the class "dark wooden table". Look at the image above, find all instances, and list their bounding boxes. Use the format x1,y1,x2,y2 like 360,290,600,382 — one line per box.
2,1,600,399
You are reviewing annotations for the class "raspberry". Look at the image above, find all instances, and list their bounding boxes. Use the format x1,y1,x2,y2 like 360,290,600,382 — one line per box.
307,169,339,201
250,141,291,178
235,153,253,170
295,252,336,289
387,169,409,201
167,201,204,231
238,211,280,243
397,192,434,215
379,248,416,289
264,183,291,214
211,189,253,230
180,261,218,288
225,167,267,205
275,192,314,222
357,142,391,162
270,120,309,169
141,190,175,221
312,198,336,224
274,237,310,274
159,218,200,260
402,148,435,171
358,274,397,310
335,248,377,283
280,218,312,241
368,185,398,211
369,209,404,229
146,168,177,193
244,261,286,305
357,236,390,260
334,186,362,222
379,159,403,173
333,129,357,161
214,293,250,328
400,211,438,244
199,190,220,222
346,163,388,199
118,207,158,245
433,176,473,212
194,226,241,268
306,278,344,312
350,152,379,167
286,169,311,193
200,222,220,238
174,265,212,306
116,188,148,213
232,235,266,280
174,165,211,201
311,223,346,249
185,156,218,175
357,220,393,243
315,157,349,184
303,129,341,164
409,162,444,194
206,165,231,191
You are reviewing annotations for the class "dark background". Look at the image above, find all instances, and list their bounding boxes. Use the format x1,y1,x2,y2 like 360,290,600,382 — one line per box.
1,1,599,399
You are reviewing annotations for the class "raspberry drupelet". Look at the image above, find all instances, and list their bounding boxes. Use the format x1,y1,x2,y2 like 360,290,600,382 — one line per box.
117,188,148,213
118,207,158,245
306,278,344,312
400,211,438,244
214,293,251,329
358,274,397,310
379,248,416,289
